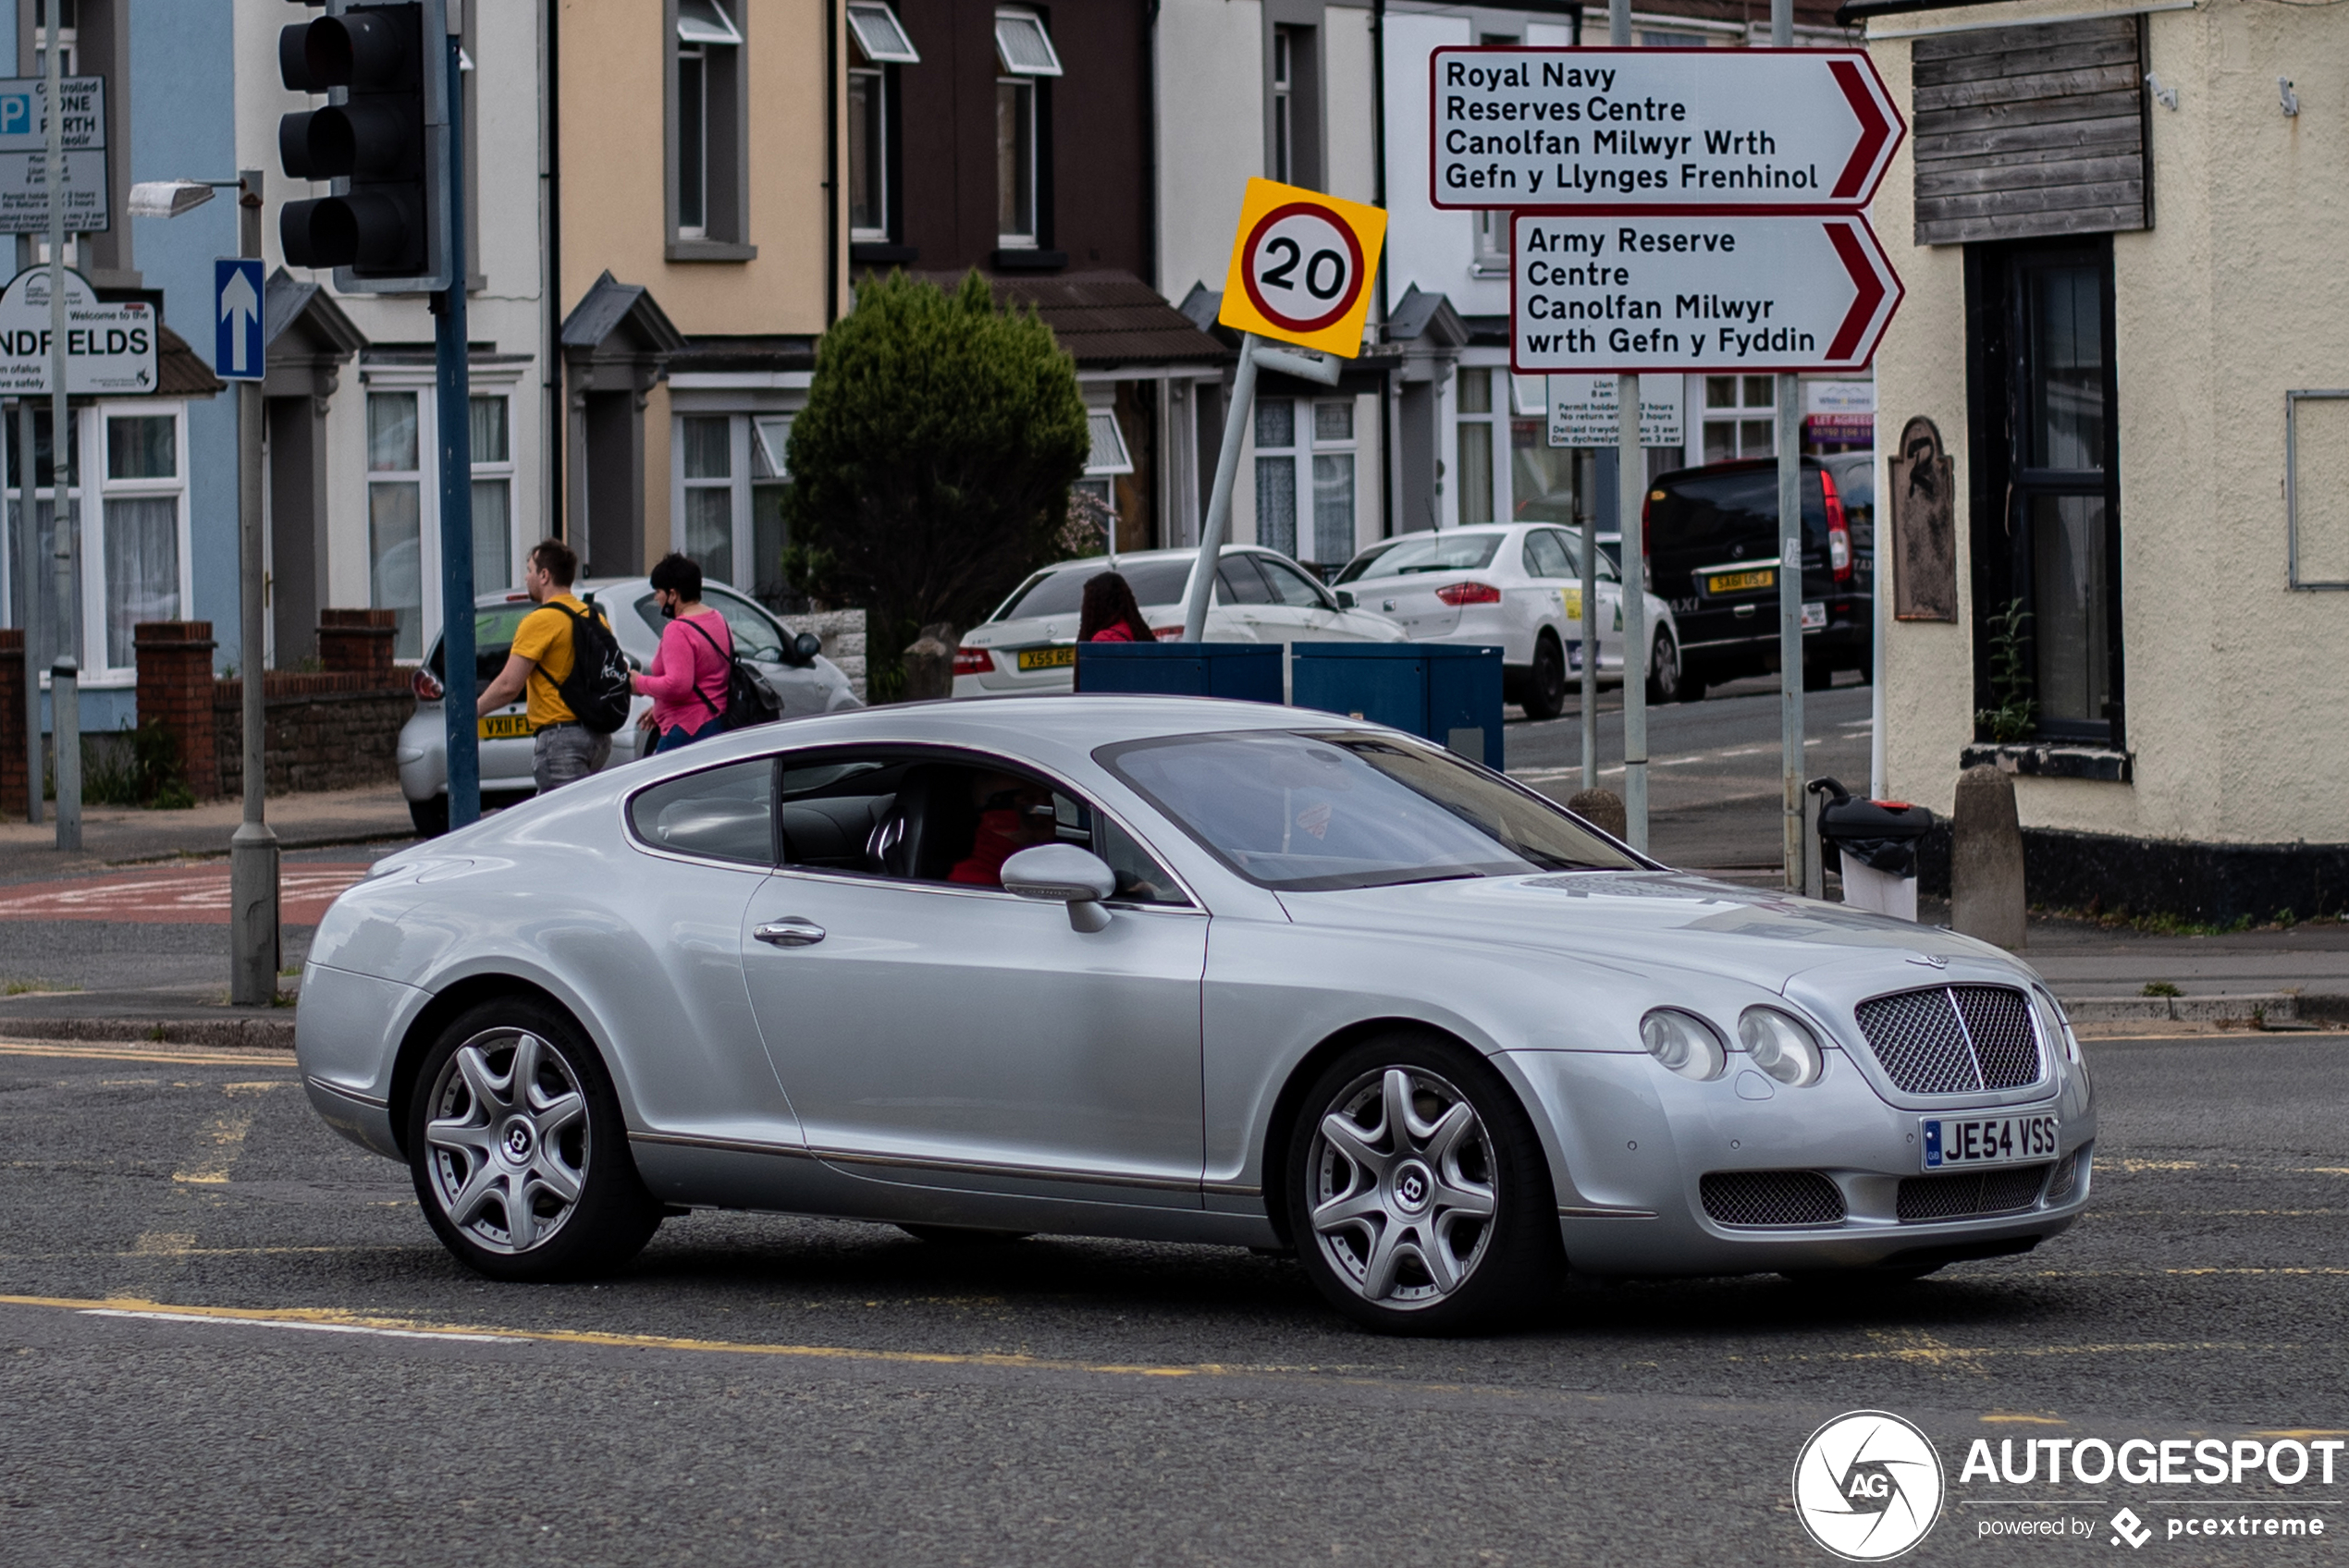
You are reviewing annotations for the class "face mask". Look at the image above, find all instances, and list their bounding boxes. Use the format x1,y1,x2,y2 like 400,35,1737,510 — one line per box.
660,597,678,620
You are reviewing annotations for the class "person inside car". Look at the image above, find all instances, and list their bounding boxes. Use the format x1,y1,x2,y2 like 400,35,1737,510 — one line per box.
948,773,1059,887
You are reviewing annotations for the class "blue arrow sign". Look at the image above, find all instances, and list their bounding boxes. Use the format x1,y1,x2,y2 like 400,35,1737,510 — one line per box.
214,257,264,381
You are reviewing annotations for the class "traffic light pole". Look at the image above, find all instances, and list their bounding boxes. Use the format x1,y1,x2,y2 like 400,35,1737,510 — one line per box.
435,18,479,830
229,170,279,1007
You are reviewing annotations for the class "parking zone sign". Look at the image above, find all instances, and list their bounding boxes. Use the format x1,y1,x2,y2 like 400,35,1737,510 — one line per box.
1217,178,1387,358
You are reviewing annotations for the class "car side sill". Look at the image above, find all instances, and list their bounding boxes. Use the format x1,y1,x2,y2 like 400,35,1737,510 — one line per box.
1558,1204,1659,1219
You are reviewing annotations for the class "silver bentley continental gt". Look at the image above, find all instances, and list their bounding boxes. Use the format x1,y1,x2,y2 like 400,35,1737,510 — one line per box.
296,696,2095,1334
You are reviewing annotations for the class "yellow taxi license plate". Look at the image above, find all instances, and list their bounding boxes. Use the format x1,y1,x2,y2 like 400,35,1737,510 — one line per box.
478,714,532,739
1016,646,1076,672
1706,569,1776,594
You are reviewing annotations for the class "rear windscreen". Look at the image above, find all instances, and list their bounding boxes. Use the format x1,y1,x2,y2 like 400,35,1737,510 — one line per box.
997,558,1195,620
1334,533,1502,583
426,602,538,682
1647,468,1826,570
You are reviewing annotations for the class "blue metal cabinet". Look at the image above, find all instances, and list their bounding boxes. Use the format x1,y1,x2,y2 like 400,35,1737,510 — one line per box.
1074,642,1285,703
1289,643,1506,766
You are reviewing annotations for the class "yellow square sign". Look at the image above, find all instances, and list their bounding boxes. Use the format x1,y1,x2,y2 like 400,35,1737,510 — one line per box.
1217,178,1388,359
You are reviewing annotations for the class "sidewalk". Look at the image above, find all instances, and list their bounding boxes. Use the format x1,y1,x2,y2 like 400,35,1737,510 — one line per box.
0,784,416,880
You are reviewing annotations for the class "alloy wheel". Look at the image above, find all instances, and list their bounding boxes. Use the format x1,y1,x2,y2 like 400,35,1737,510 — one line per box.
1309,1067,1498,1307
423,1028,591,1255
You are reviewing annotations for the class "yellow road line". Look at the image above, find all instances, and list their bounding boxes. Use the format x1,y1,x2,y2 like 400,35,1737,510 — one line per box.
0,1039,296,1069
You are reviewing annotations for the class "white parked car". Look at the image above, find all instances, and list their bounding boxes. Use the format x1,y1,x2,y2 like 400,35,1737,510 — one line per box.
952,545,1408,699
399,577,860,835
1331,524,1686,718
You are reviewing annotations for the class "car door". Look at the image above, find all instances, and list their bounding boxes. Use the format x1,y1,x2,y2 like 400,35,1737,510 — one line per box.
1254,553,1383,644
737,748,1209,1202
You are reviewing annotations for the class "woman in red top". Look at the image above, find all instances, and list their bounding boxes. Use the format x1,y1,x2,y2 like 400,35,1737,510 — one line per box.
631,553,734,752
1077,570,1153,643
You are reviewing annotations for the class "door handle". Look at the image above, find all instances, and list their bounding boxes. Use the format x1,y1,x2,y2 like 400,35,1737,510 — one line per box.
754,919,827,948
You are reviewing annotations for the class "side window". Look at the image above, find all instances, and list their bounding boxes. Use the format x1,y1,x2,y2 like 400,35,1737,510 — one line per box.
1521,530,1571,580
1216,558,1275,605
704,586,786,661
1258,556,1332,609
629,757,775,864
775,749,1189,904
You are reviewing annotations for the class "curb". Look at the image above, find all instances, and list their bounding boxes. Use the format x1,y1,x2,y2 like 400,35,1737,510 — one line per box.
0,1016,296,1051
2060,993,2349,1025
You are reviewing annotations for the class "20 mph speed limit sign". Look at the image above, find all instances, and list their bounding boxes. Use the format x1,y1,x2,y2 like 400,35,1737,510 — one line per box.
1217,178,1387,357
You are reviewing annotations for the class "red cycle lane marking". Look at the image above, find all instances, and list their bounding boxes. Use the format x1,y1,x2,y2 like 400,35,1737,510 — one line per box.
0,864,373,925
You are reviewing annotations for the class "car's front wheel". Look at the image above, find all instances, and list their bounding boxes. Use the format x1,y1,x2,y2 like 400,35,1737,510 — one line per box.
1285,1035,1563,1334
407,998,662,1281
1645,626,1684,705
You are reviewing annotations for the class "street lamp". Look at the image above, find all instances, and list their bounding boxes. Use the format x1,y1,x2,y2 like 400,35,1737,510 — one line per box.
132,171,280,1006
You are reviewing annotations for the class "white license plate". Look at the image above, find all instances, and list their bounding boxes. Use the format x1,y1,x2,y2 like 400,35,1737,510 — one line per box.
1922,1115,2060,1170
1801,600,1827,630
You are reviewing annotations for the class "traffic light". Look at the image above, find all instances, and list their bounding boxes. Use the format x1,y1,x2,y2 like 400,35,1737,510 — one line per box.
277,0,451,293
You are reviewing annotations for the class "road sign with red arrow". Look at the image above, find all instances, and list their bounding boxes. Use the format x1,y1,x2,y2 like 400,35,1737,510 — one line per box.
1509,213,1902,374
1430,47,1903,214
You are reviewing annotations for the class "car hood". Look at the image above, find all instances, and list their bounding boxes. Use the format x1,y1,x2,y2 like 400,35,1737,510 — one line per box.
1273,870,2015,995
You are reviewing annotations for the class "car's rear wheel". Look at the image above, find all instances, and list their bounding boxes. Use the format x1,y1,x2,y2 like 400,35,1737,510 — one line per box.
407,998,661,1281
1285,1035,1563,1334
1645,627,1684,705
1522,633,1568,720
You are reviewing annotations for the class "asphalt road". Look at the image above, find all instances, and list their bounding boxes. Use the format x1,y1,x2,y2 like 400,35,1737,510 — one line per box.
1504,675,1876,870
4,1032,2346,1566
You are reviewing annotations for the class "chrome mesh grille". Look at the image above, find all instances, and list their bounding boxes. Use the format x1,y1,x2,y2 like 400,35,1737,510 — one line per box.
1954,986,2041,1090
1897,1164,2051,1222
1701,1170,1847,1228
1853,985,2043,1095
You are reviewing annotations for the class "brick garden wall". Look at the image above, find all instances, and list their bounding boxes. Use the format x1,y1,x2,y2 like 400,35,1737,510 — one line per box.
0,629,23,817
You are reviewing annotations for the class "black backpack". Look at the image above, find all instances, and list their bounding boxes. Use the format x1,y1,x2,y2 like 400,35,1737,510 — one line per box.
547,598,633,734
679,614,779,731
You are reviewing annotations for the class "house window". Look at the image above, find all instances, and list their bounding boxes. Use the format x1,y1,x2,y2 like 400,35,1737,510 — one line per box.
367,391,424,660
1703,374,1777,463
1076,407,1133,510
673,410,801,612
993,8,1060,248
680,414,736,587
1270,23,1319,190
4,408,76,674
31,0,75,76
1254,398,1358,571
470,396,512,593
846,3,917,244
672,0,747,252
2009,244,2121,742
1456,369,1495,524
97,409,185,675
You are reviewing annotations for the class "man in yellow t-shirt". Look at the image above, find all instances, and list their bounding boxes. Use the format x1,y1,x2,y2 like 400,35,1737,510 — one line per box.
476,538,615,793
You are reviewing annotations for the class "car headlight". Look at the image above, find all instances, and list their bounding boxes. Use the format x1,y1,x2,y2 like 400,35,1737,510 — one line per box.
1641,1009,1727,1081
1738,1008,1823,1087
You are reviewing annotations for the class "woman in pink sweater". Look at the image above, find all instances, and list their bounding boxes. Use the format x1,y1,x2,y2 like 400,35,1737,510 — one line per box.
632,553,734,752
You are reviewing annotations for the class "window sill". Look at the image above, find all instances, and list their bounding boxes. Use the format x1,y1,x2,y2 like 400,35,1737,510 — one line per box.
991,248,1066,272
1962,742,2133,784
851,242,919,266
1468,259,1510,279
667,238,759,263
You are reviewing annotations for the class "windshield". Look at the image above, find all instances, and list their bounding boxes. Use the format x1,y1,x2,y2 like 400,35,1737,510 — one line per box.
1335,533,1503,584
998,558,1196,620
1101,730,1639,892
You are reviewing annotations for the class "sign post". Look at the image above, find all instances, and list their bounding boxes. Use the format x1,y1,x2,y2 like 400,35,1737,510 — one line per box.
1184,179,1386,643
42,13,76,852
217,202,278,1007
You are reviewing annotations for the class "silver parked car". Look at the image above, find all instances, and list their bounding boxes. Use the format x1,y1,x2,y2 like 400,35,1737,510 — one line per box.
302,696,2095,1334
399,576,861,835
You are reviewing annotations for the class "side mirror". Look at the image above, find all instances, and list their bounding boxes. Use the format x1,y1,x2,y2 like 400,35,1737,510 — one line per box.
1334,588,1356,609
1001,843,1117,933
791,631,823,666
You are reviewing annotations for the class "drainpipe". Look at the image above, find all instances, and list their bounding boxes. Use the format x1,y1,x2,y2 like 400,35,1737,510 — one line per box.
824,0,840,325
1372,0,1393,537
546,0,563,537
1144,0,1160,294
